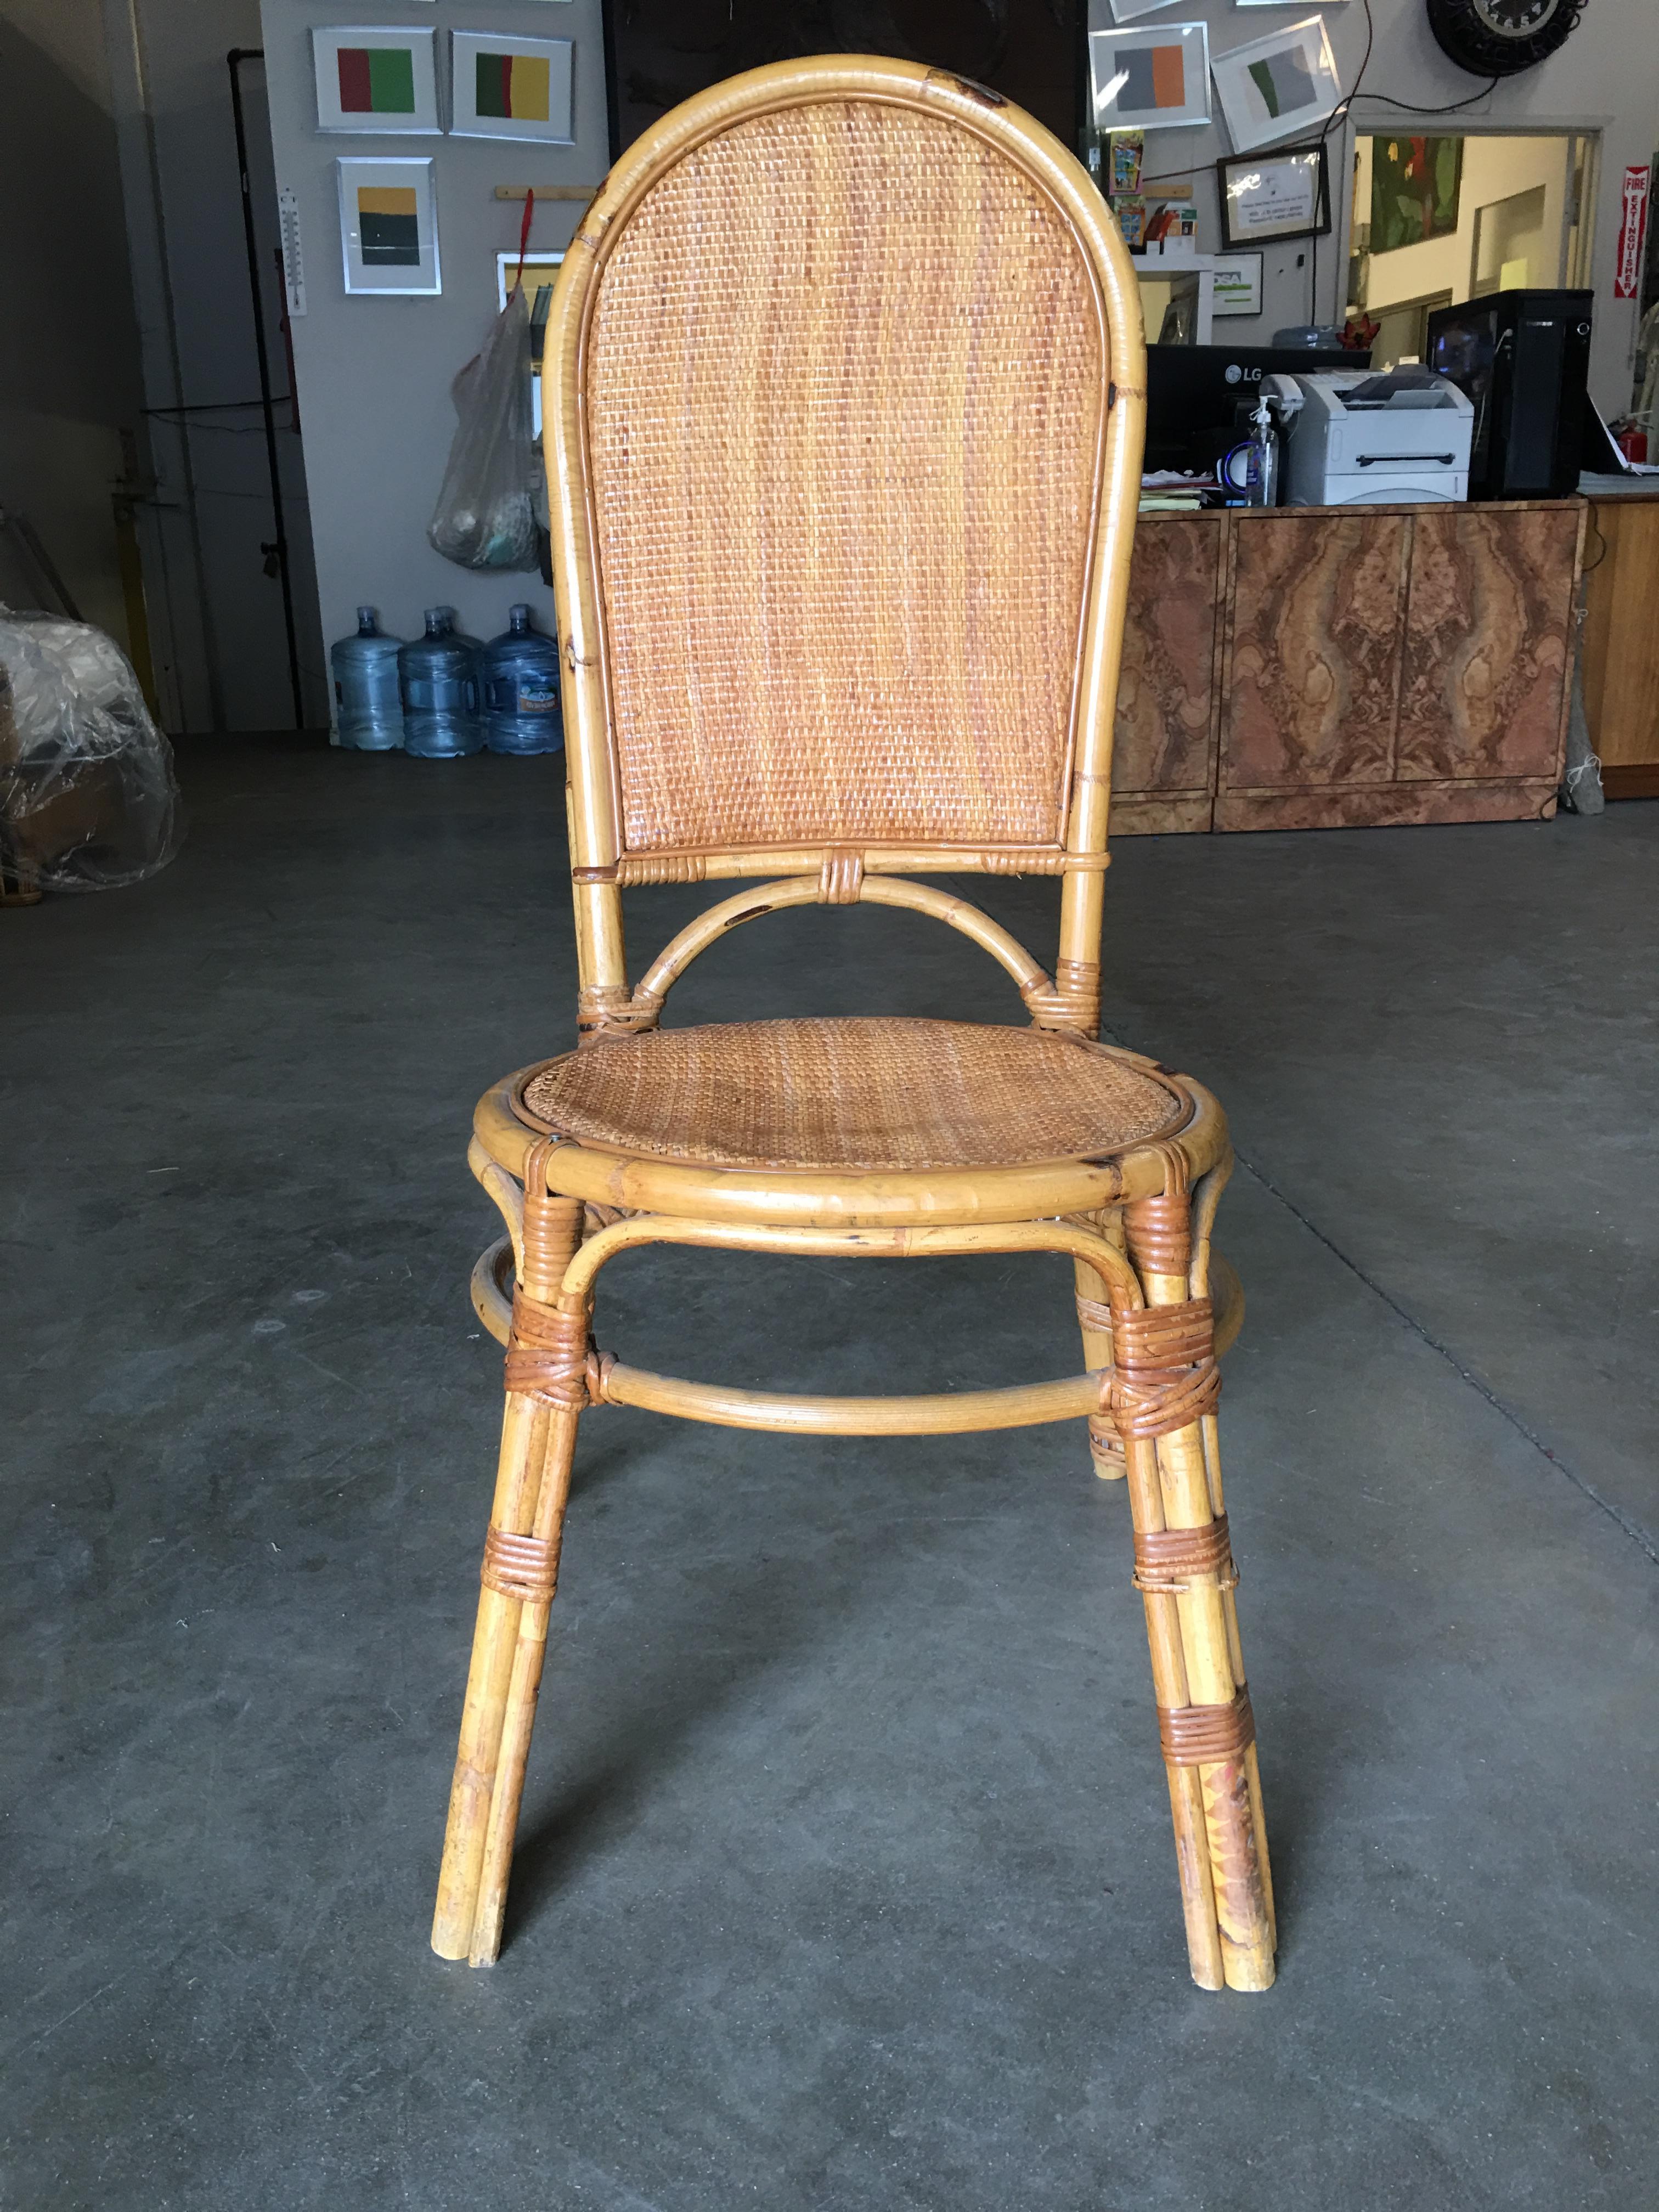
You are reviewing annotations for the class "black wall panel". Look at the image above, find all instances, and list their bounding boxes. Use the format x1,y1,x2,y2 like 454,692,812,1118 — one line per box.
602,1,1082,161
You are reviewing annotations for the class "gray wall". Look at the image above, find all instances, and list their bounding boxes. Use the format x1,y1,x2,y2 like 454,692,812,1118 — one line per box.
259,0,607,696
258,0,1659,699
0,1,148,647
1092,0,1659,413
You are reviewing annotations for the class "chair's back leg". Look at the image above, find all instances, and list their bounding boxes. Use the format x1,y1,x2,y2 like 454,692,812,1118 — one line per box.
1121,1192,1277,1993
432,1176,586,1965
1076,1211,1127,1480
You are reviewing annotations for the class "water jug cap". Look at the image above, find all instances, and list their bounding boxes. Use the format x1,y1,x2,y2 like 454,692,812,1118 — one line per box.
424,606,453,631
356,605,377,630
509,603,532,628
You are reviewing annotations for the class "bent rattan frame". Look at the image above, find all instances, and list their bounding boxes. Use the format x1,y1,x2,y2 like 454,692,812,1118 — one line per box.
431,55,1277,1997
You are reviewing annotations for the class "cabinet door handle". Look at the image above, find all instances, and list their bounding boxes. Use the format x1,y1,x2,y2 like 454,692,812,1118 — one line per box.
1356,452,1457,466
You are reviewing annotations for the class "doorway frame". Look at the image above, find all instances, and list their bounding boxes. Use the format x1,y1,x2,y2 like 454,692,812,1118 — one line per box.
1332,111,1605,332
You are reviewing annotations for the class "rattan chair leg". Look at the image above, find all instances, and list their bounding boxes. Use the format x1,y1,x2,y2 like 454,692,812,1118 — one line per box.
432,1178,584,1965
1123,1437,1227,1989
466,1395,581,1965
1076,1212,1126,1481
431,1394,556,1959
1123,1193,1276,1993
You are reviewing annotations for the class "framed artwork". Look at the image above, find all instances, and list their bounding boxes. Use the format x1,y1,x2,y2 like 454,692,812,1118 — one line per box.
312,26,439,134
1215,142,1333,250
337,157,441,295
496,251,565,436
1370,135,1464,252
495,249,566,316
449,31,574,142
1101,0,1184,21
1211,17,1342,156
1211,252,1265,316
1088,23,1210,134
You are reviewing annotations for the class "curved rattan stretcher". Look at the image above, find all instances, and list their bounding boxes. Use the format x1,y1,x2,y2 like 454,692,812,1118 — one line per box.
431,56,1277,1995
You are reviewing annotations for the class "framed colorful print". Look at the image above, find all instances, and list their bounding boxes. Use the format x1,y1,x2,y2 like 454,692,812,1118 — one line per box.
337,157,441,295
312,27,439,134
1215,142,1333,251
1211,18,1342,156
495,250,565,436
1088,23,1210,134
1211,251,1265,316
449,31,574,143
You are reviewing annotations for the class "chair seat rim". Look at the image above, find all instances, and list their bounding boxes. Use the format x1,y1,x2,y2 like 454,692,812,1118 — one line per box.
511,1018,1193,1172
473,1065,1228,1228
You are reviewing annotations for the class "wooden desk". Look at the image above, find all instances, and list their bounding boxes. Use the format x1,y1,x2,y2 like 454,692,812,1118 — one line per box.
1579,489,1659,799
1113,500,1585,833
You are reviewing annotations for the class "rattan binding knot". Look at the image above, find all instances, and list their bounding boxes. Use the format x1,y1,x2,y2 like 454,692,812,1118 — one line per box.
481,1525,561,1605
1107,1296,1220,1438
1088,1414,1126,1471
1158,1686,1255,1767
520,1174,580,1297
817,849,864,904
577,983,664,1045
1133,1514,1237,1594
1023,955,1102,1032
1124,1188,1192,1279
614,855,707,887
504,1294,593,1407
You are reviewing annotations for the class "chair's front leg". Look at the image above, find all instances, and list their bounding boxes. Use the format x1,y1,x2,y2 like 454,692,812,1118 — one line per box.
1121,1191,1276,1994
432,1170,587,1966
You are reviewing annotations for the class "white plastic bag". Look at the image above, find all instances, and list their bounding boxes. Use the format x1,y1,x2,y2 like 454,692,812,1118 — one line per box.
427,288,539,572
0,608,182,895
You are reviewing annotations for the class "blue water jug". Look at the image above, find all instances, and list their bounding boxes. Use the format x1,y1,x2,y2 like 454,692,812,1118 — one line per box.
331,606,406,750
399,608,483,758
479,603,563,757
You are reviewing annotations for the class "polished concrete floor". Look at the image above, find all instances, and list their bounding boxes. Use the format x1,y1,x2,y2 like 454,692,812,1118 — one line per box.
7,736,1657,2209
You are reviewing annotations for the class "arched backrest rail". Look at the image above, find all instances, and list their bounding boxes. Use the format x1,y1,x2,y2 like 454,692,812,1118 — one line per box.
633,875,1053,1012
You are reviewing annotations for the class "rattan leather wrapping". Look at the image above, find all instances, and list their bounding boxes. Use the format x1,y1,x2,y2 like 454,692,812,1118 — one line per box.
584,100,1103,855
520,1017,1182,1171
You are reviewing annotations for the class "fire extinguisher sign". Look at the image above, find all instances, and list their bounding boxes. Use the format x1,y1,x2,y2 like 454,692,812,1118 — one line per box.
1615,163,1650,301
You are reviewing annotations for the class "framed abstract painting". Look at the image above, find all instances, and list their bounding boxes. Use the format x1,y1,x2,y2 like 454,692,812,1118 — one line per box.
313,26,439,134
1088,22,1211,134
337,157,441,295
1211,18,1342,156
449,31,575,143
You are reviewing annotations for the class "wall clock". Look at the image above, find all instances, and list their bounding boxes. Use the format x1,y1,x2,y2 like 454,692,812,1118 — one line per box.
1425,0,1585,77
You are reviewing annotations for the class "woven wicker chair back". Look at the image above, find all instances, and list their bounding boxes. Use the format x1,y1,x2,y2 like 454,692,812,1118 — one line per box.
560,69,1127,866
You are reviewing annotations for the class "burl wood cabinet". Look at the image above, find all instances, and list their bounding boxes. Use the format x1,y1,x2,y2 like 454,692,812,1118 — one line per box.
1110,500,1585,834
1579,490,1659,800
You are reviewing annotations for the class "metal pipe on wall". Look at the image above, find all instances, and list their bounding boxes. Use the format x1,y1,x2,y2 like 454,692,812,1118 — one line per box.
228,46,306,732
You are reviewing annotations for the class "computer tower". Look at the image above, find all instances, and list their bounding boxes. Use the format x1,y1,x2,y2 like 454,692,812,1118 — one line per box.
1426,290,1593,499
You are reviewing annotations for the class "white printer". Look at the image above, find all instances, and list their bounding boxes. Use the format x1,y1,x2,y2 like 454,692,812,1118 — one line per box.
1269,368,1474,506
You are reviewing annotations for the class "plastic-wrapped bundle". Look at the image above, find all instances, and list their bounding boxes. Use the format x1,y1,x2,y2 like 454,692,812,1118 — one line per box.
0,608,183,896
426,288,540,573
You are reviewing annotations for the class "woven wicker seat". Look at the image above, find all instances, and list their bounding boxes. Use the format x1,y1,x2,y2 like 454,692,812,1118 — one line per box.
520,1018,1186,1171
435,57,1277,2000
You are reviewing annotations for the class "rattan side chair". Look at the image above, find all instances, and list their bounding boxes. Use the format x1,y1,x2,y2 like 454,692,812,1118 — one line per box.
433,55,1277,1994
